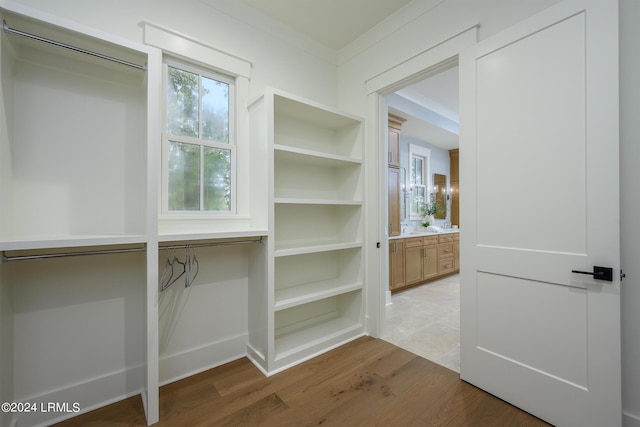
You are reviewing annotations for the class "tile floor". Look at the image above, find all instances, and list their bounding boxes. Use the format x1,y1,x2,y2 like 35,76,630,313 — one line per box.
382,273,460,372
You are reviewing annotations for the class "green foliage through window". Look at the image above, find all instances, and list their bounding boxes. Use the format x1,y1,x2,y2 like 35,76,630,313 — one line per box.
165,61,233,212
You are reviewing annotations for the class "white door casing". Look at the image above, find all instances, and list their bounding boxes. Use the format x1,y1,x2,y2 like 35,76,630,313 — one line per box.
459,0,620,426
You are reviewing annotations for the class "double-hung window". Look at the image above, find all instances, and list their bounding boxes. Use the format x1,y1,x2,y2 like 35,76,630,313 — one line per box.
409,144,431,220
163,58,235,213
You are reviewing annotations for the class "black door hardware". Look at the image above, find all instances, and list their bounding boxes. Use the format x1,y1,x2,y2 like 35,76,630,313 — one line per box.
571,266,613,282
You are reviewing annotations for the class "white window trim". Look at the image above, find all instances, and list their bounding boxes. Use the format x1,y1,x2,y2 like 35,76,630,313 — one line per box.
162,58,237,215
409,144,431,221
143,23,252,221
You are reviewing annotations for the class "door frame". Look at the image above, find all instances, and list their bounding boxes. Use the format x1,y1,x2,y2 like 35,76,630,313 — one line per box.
364,27,476,338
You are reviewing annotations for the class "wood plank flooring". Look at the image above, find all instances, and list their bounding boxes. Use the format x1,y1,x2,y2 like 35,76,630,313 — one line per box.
54,337,551,426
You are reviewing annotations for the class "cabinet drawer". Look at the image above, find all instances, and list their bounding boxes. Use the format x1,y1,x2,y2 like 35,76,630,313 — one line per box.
438,234,456,243
423,236,439,246
405,237,423,248
438,243,454,258
438,257,455,274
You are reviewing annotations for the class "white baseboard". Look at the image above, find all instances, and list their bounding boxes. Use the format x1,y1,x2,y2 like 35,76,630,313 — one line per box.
624,410,640,427
385,290,392,305
12,364,144,427
159,334,248,386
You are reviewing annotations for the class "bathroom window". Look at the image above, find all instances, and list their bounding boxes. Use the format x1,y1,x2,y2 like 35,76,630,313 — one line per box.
409,144,431,220
163,58,236,213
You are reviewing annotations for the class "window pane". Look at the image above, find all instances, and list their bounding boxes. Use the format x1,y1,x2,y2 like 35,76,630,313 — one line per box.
167,67,199,138
412,185,426,217
412,156,423,185
202,77,229,143
203,147,231,211
168,141,200,210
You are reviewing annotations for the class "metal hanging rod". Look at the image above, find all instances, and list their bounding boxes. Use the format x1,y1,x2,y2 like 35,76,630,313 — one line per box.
2,246,147,262
2,20,147,71
159,237,264,251
1,237,264,262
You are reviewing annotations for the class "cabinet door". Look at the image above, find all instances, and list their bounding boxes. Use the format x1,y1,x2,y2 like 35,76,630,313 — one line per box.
404,246,423,285
454,240,460,271
388,127,401,167
389,240,405,290
422,245,439,280
388,167,401,236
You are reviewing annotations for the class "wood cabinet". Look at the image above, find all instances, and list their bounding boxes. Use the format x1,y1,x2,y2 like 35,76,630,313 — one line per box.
389,239,405,291
404,236,439,286
388,167,401,236
449,149,459,227
390,233,460,292
388,114,405,167
388,114,406,236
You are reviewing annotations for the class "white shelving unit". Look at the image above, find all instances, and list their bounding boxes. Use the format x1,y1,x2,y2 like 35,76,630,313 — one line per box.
0,5,164,426
247,89,365,375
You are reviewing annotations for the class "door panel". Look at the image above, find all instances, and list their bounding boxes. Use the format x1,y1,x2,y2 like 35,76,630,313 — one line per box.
460,0,620,426
477,273,588,387
476,12,586,254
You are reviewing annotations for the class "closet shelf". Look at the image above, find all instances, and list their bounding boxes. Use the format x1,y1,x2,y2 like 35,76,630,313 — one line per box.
157,229,268,243
274,241,362,257
274,316,364,362
274,145,362,166
0,234,148,251
274,279,363,311
274,198,362,206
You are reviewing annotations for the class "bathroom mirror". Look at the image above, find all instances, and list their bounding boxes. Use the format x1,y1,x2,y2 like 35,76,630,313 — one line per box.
434,173,447,219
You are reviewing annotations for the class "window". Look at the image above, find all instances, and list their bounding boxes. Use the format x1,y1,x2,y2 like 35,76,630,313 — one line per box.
163,59,235,213
409,144,431,220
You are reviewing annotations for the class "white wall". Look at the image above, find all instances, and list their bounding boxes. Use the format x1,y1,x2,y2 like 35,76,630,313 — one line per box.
7,0,339,106
337,0,639,424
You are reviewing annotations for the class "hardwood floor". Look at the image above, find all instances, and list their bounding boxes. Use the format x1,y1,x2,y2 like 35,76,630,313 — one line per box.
54,337,550,426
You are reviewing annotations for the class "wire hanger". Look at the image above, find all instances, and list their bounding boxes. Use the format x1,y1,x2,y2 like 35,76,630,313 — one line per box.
161,247,186,291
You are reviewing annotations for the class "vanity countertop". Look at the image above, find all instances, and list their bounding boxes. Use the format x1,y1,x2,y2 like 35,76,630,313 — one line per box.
390,229,460,240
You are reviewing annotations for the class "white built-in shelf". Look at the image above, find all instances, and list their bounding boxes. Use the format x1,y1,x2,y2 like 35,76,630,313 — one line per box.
274,315,363,362
274,241,362,257
274,198,362,206
247,88,364,375
274,145,362,166
274,279,363,311
0,234,148,252
157,229,268,243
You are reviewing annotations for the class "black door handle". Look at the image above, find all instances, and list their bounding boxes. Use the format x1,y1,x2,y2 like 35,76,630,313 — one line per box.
571,266,613,282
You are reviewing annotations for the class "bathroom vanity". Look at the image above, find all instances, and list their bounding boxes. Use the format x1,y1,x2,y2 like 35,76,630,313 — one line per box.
389,230,459,292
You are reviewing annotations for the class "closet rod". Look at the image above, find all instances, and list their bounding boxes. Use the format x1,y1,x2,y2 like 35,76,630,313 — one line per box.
2,20,147,71
2,246,147,262
160,237,264,251
2,237,263,262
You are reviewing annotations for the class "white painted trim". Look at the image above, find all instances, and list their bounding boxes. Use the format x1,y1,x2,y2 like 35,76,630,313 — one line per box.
624,411,640,427
159,334,247,386
11,364,144,427
142,21,251,79
0,0,156,56
365,27,477,95
363,26,476,345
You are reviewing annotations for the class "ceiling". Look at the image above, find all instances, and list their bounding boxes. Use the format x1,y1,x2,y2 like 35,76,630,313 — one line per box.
392,66,460,150
239,0,459,150
239,0,414,50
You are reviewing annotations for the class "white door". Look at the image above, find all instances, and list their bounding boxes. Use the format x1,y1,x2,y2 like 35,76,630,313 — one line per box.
459,0,620,426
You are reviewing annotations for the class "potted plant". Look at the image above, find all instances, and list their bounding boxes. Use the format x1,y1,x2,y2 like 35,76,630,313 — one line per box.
419,193,444,227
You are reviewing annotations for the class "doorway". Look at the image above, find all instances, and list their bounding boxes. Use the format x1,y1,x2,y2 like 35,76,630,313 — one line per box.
381,63,461,372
